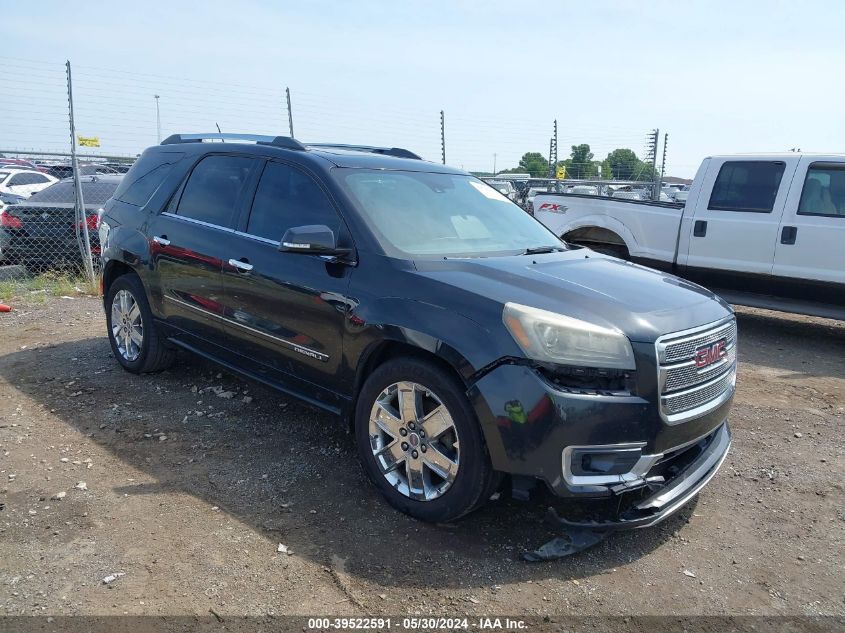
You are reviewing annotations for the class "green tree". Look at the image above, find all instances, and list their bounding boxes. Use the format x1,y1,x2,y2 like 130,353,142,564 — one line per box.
511,152,549,178
604,148,640,179
565,144,596,179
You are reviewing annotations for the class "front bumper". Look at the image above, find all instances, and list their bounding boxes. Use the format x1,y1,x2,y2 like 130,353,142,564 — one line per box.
551,422,730,529
467,357,733,527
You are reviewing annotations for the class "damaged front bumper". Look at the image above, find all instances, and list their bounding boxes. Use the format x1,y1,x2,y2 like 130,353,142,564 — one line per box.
551,422,731,529
468,357,733,529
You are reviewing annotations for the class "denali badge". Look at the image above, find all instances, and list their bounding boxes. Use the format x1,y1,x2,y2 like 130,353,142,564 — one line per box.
695,339,727,368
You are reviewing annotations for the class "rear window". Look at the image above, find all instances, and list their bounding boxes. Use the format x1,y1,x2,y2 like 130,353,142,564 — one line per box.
27,181,119,205
113,150,184,207
708,161,785,213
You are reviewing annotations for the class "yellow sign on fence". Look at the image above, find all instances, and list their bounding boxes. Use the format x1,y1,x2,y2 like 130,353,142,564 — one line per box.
556,165,566,180
77,136,100,147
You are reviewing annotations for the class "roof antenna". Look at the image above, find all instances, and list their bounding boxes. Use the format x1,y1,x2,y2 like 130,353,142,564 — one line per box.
216,123,223,141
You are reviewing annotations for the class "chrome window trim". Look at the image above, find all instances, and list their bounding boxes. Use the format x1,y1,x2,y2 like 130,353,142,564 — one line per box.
164,295,329,362
160,211,282,246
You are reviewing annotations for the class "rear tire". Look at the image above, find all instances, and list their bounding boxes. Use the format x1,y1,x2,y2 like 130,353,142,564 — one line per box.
355,357,496,523
105,273,174,374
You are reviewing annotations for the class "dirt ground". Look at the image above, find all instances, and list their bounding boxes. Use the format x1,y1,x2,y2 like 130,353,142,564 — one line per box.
0,295,843,618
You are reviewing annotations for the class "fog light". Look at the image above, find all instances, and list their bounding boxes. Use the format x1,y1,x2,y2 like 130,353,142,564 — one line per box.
563,442,658,487
571,447,643,477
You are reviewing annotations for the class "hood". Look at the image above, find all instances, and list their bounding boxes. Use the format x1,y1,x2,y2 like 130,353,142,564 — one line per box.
413,249,732,343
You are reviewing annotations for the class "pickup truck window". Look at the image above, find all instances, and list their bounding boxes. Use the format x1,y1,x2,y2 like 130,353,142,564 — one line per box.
708,161,785,213
798,162,845,218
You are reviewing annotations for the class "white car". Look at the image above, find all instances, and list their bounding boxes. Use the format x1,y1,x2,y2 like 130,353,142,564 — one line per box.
0,168,58,198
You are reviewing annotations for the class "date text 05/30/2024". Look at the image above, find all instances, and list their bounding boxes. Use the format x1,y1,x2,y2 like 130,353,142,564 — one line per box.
307,617,528,630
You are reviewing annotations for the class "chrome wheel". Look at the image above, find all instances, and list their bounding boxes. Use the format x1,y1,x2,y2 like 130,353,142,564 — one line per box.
368,381,460,501
110,289,143,362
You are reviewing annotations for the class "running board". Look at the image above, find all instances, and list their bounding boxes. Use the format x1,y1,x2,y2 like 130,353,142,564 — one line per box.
712,289,845,321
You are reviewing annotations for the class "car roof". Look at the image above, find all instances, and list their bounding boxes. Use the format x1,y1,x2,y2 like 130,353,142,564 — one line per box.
0,166,47,174
155,134,469,175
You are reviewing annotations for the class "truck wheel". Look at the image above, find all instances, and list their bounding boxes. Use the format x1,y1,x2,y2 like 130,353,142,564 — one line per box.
106,274,175,374
355,358,496,522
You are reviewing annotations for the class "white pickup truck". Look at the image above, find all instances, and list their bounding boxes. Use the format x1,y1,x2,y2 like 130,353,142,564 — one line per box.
534,154,845,320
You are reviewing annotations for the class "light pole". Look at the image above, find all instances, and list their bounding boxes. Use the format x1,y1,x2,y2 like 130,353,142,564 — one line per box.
493,153,497,176
154,95,161,143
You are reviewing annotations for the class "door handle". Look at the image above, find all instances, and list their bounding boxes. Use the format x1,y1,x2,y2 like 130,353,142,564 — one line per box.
781,226,798,245
693,220,707,237
228,258,254,272
152,235,170,246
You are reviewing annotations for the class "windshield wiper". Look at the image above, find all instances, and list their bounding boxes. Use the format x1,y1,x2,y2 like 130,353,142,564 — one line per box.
521,245,561,255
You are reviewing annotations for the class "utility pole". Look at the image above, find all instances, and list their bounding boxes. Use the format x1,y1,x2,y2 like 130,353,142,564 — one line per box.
660,132,668,182
154,95,161,143
440,110,446,165
66,60,95,285
645,128,659,200
547,119,558,187
493,153,497,176
286,87,294,138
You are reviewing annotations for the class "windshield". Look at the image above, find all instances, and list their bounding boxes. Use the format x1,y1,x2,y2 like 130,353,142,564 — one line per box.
336,170,564,258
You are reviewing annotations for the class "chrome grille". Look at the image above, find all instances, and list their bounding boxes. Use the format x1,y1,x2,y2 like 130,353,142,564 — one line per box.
656,318,737,424
661,320,736,363
662,371,736,415
662,345,737,392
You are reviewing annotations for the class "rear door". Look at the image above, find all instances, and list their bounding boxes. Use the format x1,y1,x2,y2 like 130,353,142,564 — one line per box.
771,158,845,303
147,153,258,346
683,158,798,283
221,159,354,405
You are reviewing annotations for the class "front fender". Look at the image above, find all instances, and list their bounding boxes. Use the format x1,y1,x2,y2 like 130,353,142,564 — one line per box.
345,297,516,386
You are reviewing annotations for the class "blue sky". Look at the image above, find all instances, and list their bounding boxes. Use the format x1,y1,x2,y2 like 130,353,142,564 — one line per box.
2,1,843,177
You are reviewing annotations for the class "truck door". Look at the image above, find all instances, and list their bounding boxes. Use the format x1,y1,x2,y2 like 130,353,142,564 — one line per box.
682,158,798,289
771,157,845,305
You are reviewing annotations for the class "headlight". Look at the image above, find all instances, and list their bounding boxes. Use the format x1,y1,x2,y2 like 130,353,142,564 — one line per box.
503,302,635,369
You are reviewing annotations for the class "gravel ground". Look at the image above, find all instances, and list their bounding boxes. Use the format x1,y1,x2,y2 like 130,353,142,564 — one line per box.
0,296,843,618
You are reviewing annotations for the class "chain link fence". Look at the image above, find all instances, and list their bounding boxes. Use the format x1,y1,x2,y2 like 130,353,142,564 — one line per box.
0,55,672,290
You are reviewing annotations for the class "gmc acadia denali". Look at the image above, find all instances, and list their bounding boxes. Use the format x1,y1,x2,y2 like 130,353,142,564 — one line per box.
98,133,735,526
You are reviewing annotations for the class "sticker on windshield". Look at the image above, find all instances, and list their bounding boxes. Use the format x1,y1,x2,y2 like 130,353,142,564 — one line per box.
469,180,508,200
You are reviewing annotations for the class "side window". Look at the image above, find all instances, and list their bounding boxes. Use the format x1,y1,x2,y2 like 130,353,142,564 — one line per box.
176,155,254,227
246,161,340,242
115,154,184,207
708,161,785,213
9,173,41,186
798,162,845,218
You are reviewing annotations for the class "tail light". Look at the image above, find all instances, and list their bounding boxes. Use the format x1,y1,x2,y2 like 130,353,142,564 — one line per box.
1,211,22,229
77,214,98,232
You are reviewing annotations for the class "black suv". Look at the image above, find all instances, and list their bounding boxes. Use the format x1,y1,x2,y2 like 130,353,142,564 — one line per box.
99,133,735,526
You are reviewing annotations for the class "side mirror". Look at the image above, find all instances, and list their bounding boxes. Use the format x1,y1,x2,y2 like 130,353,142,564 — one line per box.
279,224,353,261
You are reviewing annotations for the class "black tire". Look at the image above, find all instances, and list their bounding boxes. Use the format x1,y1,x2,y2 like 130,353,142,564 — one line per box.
355,357,496,522
105,273,174,374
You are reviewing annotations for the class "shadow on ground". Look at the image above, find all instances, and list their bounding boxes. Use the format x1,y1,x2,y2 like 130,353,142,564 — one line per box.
1,335,697,589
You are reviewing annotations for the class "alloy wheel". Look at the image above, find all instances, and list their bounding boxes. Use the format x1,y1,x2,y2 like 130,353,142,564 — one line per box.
368,381,461,501
110,289,143,362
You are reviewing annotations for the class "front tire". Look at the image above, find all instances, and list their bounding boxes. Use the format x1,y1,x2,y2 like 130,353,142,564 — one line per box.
105,274,174,374
355,358,496,522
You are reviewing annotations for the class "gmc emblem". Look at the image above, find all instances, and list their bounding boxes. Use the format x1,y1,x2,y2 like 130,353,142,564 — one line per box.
695,339,727,368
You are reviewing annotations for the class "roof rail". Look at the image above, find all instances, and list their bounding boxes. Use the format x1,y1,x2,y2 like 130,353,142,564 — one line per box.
306,143,422,160
160,133,305,151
